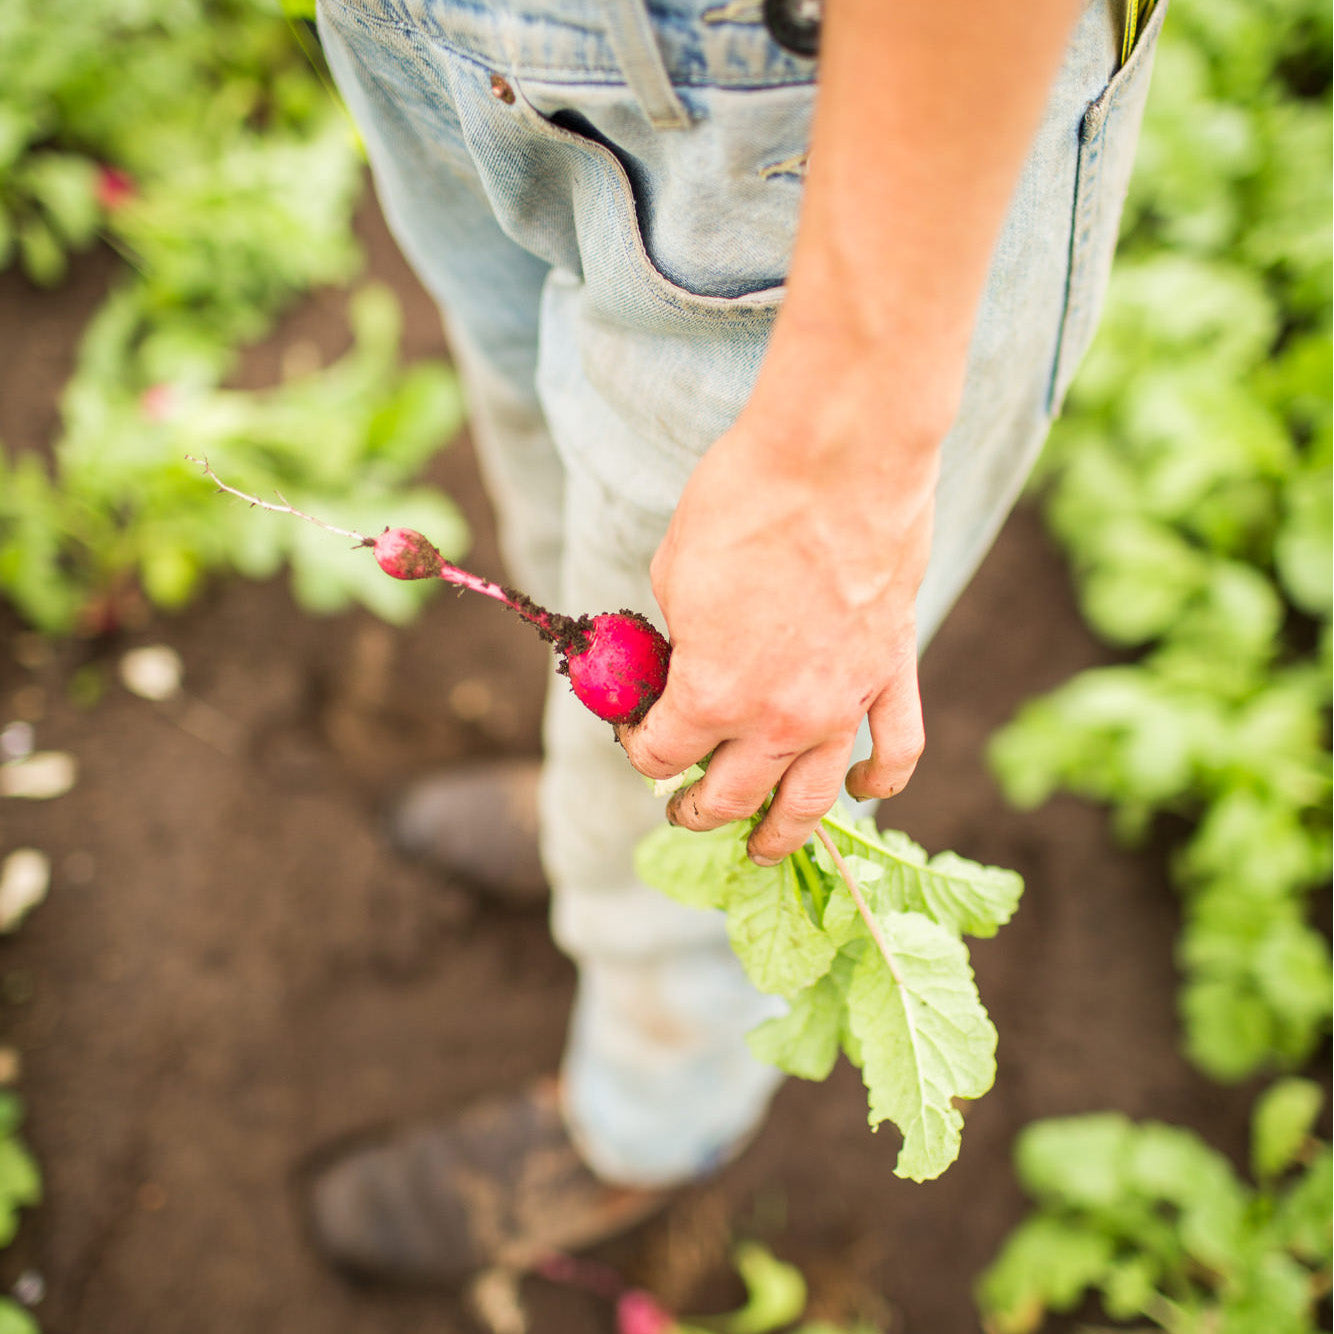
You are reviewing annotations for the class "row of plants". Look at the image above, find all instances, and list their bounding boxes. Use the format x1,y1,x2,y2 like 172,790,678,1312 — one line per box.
977,0,1331,1328
0,3,468,1326
0,0,467,637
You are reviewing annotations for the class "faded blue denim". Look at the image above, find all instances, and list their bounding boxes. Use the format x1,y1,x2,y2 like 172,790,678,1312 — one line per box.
317,0,1165,1185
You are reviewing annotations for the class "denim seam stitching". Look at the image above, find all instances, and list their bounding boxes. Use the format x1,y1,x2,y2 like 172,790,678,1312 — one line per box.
1045,1,1166,413
320,0,815,89
511,93,785,319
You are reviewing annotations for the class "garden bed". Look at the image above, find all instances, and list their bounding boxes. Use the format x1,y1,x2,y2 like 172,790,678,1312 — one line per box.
0,205,1259,1334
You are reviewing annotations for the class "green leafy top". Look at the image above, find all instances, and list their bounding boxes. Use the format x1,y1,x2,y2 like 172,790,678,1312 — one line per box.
636,806,1023,1182
977,1088,1332,1334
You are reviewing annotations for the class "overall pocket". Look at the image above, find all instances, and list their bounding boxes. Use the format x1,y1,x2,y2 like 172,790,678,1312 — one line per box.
1048,0,1168,412
520,84,810,320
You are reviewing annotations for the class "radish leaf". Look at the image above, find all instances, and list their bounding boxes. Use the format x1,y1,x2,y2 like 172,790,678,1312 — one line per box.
636,810,1021,1180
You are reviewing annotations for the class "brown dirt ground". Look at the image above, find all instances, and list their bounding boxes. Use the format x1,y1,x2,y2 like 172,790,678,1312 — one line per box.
0,201,1264,1334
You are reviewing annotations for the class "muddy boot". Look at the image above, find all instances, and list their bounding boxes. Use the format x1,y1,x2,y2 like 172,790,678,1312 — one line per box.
388,758,547,906
304,1079,668,1283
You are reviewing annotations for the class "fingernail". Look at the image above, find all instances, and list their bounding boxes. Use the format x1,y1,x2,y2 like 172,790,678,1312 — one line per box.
748,849,779,867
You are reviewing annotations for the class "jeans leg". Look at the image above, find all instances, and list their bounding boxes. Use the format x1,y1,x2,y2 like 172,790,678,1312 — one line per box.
317,1,780,1187
317,1,565,607
539,461,786,1187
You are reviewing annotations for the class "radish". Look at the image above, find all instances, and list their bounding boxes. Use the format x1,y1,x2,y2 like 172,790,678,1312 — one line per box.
191,462,670,727
371,526,669,725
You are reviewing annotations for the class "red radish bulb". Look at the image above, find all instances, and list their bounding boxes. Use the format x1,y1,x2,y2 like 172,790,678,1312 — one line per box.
185,468,675,725
616,1289,676,1334
367,527,670,726
96,165,136,211
565,612,670,727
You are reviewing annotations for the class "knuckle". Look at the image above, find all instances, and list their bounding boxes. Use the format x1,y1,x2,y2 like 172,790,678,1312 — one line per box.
706,791,761,825
648,542,673,597
680,684,736,732
777,785,836,825
764,706,817,747
690,701,731,733
886,737,925,773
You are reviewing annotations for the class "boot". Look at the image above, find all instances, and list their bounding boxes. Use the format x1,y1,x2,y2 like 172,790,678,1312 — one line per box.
305,1079,667,1283
388,758,547,906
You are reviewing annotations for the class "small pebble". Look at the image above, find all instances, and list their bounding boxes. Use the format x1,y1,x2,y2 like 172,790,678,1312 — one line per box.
137,1183,167,1212
449,677,494,722
0,752,77,800
0,851,50,932
119,645,184,701
0,722,34,762
469,1267,527,1334
12,1270,44,1307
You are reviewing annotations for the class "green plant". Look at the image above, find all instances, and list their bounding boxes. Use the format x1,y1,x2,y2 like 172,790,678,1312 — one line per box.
541,1241,884,1334
0,0,358,297
0,1094,41,1334
637,793,1023,1182
987,0,1332,1081
976,1080,1332,1334
669,1241,881,1334
1,285,467,632
0,0,470,634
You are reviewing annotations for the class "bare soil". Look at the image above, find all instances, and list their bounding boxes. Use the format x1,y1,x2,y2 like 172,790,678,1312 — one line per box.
0,203,1259,1334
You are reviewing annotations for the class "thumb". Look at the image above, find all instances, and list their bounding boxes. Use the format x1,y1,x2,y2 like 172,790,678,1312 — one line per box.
844,677,925,801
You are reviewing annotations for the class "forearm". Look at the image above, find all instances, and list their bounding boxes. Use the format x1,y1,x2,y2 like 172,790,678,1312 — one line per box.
757,0,1083,450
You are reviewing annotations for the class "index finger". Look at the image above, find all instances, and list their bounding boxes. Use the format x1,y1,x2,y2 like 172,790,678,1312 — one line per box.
616,683,722,780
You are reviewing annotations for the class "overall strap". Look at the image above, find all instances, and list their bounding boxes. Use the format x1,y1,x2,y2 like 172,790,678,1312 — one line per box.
602,0,691,129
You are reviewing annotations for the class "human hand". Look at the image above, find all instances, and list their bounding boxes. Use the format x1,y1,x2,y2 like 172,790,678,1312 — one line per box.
618,343,946,865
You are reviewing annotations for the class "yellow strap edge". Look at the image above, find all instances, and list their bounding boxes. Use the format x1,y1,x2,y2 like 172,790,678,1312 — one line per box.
1121,0,1157,67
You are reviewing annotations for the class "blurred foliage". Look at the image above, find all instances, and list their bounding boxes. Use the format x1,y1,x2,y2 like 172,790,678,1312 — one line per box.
0,1095,40,1334
990,0,1332,1083
2,286,467,631
976,1082,1332,1334
0,0,355,299
0,0,467,633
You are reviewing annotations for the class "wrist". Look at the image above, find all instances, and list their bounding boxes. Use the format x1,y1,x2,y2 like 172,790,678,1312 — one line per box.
742,307,961,484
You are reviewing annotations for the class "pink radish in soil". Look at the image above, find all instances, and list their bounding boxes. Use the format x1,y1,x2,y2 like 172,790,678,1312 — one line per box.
190,461,670,727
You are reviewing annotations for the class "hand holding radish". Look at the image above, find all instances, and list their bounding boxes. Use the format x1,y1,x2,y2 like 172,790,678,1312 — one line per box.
191,348,945,876
617,333,947,867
